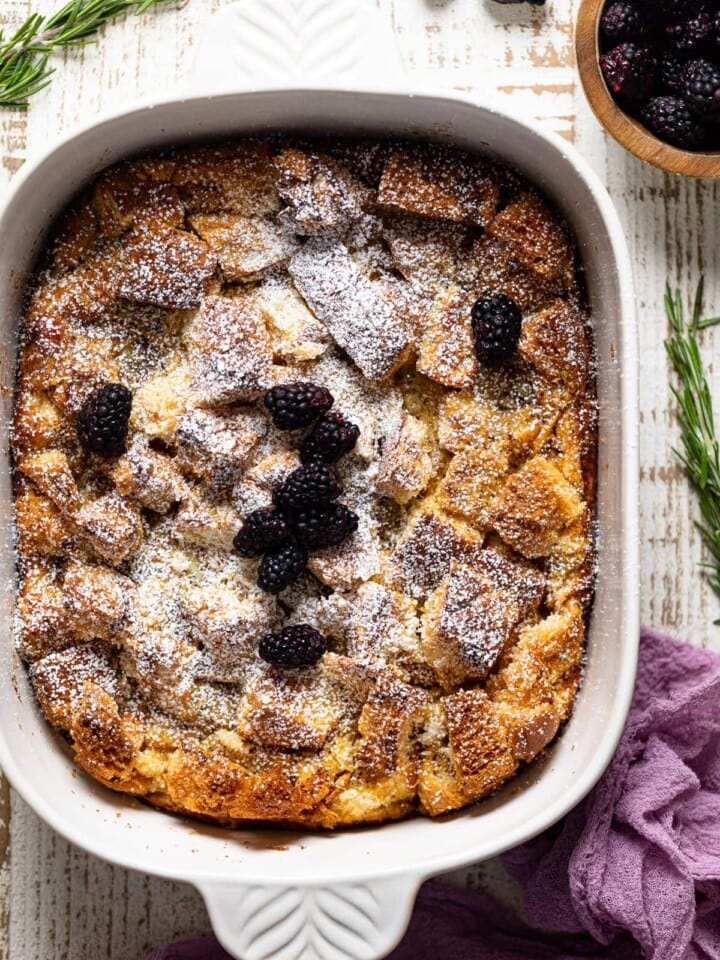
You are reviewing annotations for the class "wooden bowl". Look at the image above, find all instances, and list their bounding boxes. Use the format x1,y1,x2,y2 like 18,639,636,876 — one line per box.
576,0,720,177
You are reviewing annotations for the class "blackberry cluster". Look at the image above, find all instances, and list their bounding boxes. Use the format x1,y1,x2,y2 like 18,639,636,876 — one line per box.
300,412,361,464
264,382,333,429
599,43,657,101
76,383,132,457
598,0,720,151
471,294,523,367
257,544,308,595
292,503,359,551
273,463,343,510
601,2,648,42
259,625,327,668
234,383,361,596
233,507,292,557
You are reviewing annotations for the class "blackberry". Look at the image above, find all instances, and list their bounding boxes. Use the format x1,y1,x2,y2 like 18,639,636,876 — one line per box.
471,293,522,367
666,9,714,53
599,43,658,101
76,383,132,457
640,95,705,148
300,412,360,464
257,543,307,594
273,463,343,511
637,0,703,19
258,624,327,668
683,58,720,114
291,503,359,551
264,382,333,430
658,51,688,95
233,507,292,558
601,2,647,42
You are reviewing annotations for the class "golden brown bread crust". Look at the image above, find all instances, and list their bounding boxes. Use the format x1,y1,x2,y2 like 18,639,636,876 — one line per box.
13,138,596,829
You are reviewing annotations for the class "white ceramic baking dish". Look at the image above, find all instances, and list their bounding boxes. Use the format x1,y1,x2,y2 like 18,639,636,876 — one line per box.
0,2,639,958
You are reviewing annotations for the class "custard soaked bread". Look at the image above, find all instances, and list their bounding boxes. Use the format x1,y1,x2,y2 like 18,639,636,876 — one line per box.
13,139,596,828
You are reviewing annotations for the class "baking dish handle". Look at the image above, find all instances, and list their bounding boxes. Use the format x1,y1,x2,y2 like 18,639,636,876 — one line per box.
189,0,406,95
198,876,421,960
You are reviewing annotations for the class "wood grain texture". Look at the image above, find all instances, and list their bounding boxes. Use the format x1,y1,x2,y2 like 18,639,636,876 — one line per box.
575,0,720,177
0,0,719,955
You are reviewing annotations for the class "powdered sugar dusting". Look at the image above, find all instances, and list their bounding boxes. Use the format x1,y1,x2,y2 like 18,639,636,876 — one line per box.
13,136,596,827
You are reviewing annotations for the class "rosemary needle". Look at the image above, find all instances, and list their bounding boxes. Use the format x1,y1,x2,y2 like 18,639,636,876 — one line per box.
0,0,174,108
664,278,720,616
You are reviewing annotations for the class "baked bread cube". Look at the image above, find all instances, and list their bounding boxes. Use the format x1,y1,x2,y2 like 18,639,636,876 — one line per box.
30,643,119,730
18,449,79,514
517,599,584,677
255,283,329,362
50,201,100,273
378,145,501,227
171,141,279,216
62,561,134,640
238,663,345,751
17,566,73,661
188,214,299,281
69,684,147,788
416,286,477,390
107,436,187,514
173,492,241,552
119,223,215,309
486,190,575,290
49,337,121,421
327,672,430,821
131,360,193,442
438,392,541,458
441,688,517,798
391,510,485,597
383,215,469,287
321,581,421,670
545,513,594,609
376,411,434,505
467,234,557,313
476,546,545,615
187,295,274,406
488,641,562,763
492,457,583,558
518,299,590,398
31,255,119,327
289,238,413,380
436,446,509,531
175,408,265,489
273,147,372,236
92,166,184,237
323,140,396,187
74,492,143,564
308,524,384,591
355,673,430,779
244,448,299,491
14,489,75,558
422,562,519,688
12,390,63,452
179,585,277,669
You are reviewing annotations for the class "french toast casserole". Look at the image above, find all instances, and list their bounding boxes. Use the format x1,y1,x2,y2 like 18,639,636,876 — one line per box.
12,138,596,828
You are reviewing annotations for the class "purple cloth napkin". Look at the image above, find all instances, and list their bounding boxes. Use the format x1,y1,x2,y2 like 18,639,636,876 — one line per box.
149,628,720,960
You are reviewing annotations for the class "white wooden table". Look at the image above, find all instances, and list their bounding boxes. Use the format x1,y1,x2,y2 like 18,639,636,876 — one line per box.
0,0,718,955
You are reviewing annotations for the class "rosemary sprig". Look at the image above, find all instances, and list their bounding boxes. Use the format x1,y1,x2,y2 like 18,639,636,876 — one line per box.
664,278,720,612
0,0,174,108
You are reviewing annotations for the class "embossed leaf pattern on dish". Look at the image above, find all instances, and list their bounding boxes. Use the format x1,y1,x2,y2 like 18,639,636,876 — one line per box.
205,881,413,960
223,0,362,83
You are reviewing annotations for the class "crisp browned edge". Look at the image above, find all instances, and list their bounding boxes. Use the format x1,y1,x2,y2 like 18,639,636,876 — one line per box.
575,0,720,178
11,142,600,829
